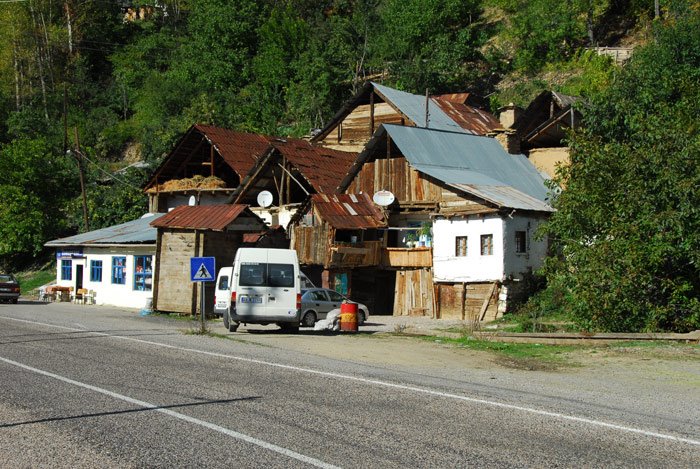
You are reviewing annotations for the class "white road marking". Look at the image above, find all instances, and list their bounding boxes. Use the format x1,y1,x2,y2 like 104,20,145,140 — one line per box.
0,355,340,469
4,315,700,447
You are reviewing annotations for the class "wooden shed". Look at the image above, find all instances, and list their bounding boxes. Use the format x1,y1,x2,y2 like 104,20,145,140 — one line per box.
150,204,266,315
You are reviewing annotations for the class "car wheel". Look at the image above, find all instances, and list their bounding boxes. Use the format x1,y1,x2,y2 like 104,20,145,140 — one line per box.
357,310,365,326
12,298,18,304
301,311,316,327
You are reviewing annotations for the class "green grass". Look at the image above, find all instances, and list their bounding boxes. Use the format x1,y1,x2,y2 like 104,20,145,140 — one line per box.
15,267,56,295
439,336,580,366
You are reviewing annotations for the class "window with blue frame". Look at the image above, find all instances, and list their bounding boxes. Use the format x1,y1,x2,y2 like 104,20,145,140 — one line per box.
133,255,153,291
90,260,103,282
61,260,72,280
111,256,126,284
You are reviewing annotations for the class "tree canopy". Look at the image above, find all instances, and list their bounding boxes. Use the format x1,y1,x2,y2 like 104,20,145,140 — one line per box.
542,11,700,332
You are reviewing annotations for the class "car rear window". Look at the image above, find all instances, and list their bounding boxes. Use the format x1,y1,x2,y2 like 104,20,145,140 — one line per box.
0,275,16,283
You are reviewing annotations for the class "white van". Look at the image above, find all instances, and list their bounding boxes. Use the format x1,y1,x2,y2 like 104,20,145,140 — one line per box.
221,248,301,332
213,266,233,317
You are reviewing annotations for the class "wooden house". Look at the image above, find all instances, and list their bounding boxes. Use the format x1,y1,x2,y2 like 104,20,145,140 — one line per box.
290,193,388,311
502,91,582,180
311,82,501,153
149,204,266,315
228,138,358,229
143,124,275,213
333,124,553,320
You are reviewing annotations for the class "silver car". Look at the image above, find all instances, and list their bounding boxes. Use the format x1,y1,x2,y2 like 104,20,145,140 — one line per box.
300,288,369,327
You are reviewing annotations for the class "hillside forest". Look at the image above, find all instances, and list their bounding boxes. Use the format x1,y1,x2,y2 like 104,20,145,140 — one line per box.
0,1,698,332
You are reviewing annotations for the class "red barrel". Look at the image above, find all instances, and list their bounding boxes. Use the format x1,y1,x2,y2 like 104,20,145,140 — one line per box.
339,301,358,332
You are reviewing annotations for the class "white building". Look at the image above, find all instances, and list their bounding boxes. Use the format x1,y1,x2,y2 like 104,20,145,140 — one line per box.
44,214,164,309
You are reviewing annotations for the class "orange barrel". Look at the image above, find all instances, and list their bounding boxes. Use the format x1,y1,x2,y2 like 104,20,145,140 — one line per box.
339,301,358,332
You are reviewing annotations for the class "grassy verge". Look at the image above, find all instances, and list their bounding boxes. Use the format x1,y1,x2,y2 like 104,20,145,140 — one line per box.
425,335,581,370
16,266,55,296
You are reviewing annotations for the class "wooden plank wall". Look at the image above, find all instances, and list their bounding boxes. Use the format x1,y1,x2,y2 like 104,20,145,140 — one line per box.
318,103,404,152
155,230,197,314
394,269,435,317
329,240,383,268
436,282,501,321
292,224,329,266
347,158,442,203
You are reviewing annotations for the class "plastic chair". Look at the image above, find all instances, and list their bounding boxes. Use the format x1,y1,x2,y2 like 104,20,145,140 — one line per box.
84,290,95,305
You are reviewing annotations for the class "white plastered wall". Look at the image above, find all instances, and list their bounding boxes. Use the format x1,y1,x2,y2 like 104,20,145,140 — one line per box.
432,215,504,283
502,214,548,279
55,245,156,309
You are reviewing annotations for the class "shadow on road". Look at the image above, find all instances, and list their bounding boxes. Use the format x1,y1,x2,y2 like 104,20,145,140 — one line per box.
0,396,262,429
0,329,179,346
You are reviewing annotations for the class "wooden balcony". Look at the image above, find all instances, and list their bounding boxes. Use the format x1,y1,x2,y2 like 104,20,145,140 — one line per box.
328,240,383,268
382,247,433,268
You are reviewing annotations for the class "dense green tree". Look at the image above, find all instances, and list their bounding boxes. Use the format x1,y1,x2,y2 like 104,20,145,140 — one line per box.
542,12,700,332
0,138,75,268
372,0,484,93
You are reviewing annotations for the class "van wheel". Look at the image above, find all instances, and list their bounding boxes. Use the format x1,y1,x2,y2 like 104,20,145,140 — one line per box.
224,311,239,332
357,310,365,326
301,311,316,327
279,323,299,333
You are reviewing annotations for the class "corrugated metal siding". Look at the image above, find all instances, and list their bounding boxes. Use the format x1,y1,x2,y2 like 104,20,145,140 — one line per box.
311,193,387,229
45,214,164,246
150,204,249,231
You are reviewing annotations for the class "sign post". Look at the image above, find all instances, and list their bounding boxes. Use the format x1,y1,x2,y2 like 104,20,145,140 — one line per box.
190,257,216,332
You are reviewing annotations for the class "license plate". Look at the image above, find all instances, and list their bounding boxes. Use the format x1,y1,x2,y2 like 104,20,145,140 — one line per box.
241,296,262,304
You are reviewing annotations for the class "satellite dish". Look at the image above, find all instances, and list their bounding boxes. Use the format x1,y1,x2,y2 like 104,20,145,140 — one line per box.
257,190,274,208
373,190,395,206
188,195,196,206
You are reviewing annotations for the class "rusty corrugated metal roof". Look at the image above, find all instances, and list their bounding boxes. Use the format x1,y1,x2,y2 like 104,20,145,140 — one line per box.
312,193,387,229
150,204,259,231
271,139,358,194
195,124,273,177
433,95,502,136
144,125,273,191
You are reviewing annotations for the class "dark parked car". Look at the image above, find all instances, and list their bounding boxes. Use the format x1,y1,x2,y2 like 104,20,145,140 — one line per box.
0,274,20,304
300,288,369,327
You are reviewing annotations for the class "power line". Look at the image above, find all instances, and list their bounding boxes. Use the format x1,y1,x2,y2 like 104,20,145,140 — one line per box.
70,149,144,191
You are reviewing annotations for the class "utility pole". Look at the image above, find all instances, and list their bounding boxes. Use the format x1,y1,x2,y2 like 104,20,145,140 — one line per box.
71,127,90,232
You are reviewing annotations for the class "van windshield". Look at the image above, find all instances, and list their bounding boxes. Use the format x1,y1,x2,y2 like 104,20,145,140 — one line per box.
239,263,294,288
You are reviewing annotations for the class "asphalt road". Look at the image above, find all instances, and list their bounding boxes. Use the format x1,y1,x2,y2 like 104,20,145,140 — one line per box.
0,301,698,468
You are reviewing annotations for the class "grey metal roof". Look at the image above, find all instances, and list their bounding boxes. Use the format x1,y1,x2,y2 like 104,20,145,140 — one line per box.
45,213,165,247
372,83,469,134
382,125,554,211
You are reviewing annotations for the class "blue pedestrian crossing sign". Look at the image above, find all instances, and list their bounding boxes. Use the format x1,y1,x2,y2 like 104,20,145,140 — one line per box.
190,257,216,282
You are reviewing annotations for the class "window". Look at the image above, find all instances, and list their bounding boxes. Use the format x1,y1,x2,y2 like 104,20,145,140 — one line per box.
480,234,494,256
328,290,345,302
515,231,527,253
133,255,153,291
217,275,229,291
240,263,266,286
455,236,468,257
90,260,103,282
239,263,295,288
111,256,126,284
61,260,72,280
